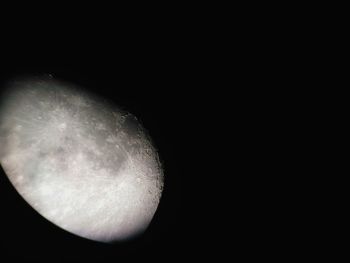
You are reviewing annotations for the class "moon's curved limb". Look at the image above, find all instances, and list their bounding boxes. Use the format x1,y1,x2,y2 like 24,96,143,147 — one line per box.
0,78,164,243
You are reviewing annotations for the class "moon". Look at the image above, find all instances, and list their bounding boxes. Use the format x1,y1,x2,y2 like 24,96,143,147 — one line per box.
0,77,164,243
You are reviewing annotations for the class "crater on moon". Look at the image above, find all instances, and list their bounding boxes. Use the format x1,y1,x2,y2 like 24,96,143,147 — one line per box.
0,77,164,243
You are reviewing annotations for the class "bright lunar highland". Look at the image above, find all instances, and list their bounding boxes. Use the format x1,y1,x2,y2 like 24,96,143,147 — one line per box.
0,78,164,242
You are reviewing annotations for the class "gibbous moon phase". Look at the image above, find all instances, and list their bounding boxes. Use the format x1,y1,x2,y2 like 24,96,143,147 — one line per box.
0,78,164,243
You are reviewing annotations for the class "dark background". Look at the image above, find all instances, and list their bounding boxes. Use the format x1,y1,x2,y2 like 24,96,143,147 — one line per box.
0,47,205,260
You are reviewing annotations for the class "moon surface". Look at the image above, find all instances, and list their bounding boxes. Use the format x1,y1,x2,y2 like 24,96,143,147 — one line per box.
0,78,164,243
